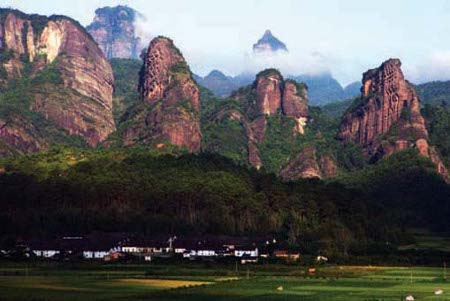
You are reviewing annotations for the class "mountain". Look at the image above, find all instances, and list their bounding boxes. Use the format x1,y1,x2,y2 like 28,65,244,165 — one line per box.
227,69,309,170
1,8,450,253
338,58,449,181
117,36,201,152
321,98,354,118
202,68,341,179
253,30,288,54
195,70,242,97
0,8,115,155
415,80,450,106
289,74,359,106
343,81,360,99
196,70,359,105
87,5,142,59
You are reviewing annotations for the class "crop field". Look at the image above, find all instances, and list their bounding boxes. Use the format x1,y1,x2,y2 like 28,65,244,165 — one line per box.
1,263,450,301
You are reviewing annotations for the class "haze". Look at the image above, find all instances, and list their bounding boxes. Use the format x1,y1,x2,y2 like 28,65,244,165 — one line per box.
3,0,450,85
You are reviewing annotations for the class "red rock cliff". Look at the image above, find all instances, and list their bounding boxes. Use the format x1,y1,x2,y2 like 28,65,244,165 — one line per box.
124,37,201,152
338,58,449,181
231,69,309,168
0,9,115,152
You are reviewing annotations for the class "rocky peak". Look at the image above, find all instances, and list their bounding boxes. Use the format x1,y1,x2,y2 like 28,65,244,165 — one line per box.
229,69,309,168
254,69,283,115
139,37,199,111
253,29,288,54
205,70,228,81
249,69,309,130
87,5,142,59
0,9,115,152
338,58,449,181
282,80,309,134
125,37,201,152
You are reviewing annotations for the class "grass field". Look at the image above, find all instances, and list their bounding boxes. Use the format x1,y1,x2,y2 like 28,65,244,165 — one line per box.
1,263,450,301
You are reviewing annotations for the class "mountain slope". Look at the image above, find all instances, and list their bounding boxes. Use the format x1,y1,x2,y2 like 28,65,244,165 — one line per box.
117,37,201,152
416,80,450,106
0,9,115,155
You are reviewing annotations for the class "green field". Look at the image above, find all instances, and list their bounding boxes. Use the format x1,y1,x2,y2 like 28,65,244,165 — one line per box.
1,263,450,301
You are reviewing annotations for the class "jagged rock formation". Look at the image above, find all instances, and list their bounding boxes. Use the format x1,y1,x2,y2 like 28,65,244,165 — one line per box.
338,58,449,181
234,69,309,135
87,6,142,59
122,37,201,152
253,30,288,54
282,80,309,134
0,9,115,154
229,69,309,168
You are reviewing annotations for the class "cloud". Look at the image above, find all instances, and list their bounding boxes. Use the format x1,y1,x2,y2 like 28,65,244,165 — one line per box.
133,13,155,55
241,49,333,77
406,51,450,84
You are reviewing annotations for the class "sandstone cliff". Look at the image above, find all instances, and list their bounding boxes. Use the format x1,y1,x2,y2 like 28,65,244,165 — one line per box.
121,37,201,152
338,58,449,181
228,69,309,169
87,5,142,59
0,9,115,154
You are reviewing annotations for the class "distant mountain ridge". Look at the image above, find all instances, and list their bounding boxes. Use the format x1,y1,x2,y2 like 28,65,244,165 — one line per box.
253,30,288,54
415,80,450,107
196,70,360,105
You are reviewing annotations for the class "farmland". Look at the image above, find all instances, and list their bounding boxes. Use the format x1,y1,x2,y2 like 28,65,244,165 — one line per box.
1,263,450,300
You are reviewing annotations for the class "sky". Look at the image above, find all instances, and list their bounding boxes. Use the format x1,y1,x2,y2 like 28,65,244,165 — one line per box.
3,0,450,86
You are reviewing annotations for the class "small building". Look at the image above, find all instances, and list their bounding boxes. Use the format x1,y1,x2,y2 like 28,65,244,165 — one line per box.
83,250,110,259
28,240,61,258
273,250,300,262
234,247,258,258
182,240,231,259
121,238,171,256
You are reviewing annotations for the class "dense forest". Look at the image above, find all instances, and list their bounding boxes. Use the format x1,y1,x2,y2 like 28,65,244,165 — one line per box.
0,145,448,258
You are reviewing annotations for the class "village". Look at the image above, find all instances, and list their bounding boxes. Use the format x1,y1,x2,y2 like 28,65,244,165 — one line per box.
0,233,323,265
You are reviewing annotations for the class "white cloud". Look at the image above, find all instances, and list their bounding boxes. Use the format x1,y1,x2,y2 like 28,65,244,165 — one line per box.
406,51,450,84
239,50,333,77
133,13,155,56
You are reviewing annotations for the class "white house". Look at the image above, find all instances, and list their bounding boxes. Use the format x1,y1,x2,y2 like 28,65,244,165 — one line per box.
234,247,258,258
83,250,110,259
32,249,60,258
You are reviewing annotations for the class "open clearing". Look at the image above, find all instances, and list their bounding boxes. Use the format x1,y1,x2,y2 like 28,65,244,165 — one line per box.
1,263,450,300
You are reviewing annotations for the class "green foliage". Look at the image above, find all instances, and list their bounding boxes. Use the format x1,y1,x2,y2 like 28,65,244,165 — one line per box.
422,104,450,167
170,61,191,75
416,80,450,107
110,58,141,123
30,61,62,85
202,117,248,163
258,114,304,173
321,98,353,118
0,49,14,63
